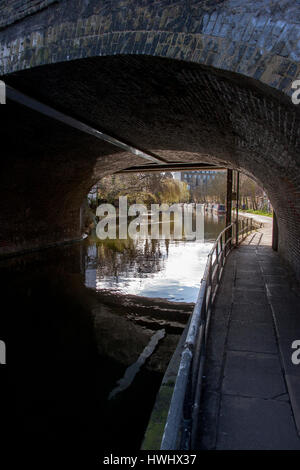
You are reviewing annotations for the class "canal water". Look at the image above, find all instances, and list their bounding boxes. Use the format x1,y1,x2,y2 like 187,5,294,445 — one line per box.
85,212,225,302
0,213,224,451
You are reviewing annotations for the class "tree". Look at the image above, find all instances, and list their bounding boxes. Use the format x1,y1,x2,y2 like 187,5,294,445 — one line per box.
89,172,190,207
191,172,227,203
239,174,264,210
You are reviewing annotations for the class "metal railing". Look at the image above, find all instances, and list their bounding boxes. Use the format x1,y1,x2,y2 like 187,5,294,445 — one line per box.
236,214,262,244
160,217,258,450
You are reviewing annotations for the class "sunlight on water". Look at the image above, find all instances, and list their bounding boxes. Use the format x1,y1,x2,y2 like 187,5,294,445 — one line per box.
96,240,212,302
84,213,224,303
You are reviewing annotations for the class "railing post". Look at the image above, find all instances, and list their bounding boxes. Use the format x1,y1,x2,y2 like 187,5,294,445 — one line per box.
220,234,224,266
232,220,235,246
226,169,233,250
272,210,278,251
208,254,212,311
235,171,240,246
216,241,220,282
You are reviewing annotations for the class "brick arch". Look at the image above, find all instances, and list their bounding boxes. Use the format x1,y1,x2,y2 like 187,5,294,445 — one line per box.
1,53,300,277
0,1,300,277
0,0,300,97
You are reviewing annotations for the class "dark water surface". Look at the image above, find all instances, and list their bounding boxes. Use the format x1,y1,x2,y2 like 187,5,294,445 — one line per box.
0,213,224,451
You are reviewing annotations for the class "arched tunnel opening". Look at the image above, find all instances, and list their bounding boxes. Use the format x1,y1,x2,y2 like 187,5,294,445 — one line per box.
1,54,300,277
1,53,300,452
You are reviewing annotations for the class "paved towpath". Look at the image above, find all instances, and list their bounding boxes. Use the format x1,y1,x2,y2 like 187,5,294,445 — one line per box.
198,215,300,450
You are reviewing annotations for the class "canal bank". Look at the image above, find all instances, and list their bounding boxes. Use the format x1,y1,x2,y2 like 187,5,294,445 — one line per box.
239,211,273,246
197,217,300,449
143,213,300,450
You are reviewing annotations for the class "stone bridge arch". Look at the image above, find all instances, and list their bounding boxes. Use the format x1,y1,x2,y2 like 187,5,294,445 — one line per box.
0,0,299,95
0,1,300,278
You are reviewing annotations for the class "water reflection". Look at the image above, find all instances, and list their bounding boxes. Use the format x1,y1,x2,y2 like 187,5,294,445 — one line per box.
85,213,225,303
0,244,170,449
0,212,225,451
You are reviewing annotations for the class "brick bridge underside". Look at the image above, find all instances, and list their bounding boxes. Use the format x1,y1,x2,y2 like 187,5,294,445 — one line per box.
0,0,300,278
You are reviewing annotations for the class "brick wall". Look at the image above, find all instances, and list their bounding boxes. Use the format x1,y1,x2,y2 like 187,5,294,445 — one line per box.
0,1,299,95
0,1,299,277
0,0,58,29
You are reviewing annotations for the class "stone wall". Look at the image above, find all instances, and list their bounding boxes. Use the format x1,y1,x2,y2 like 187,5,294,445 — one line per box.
0,1,299,277
0,0,58,29
0,1,299,96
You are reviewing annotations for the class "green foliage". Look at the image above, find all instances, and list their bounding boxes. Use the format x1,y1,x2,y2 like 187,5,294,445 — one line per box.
90,171,269,213
242,209,273,217
125,191,157,206
158,179,190,204
192,172,227,203
93,172,190,206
